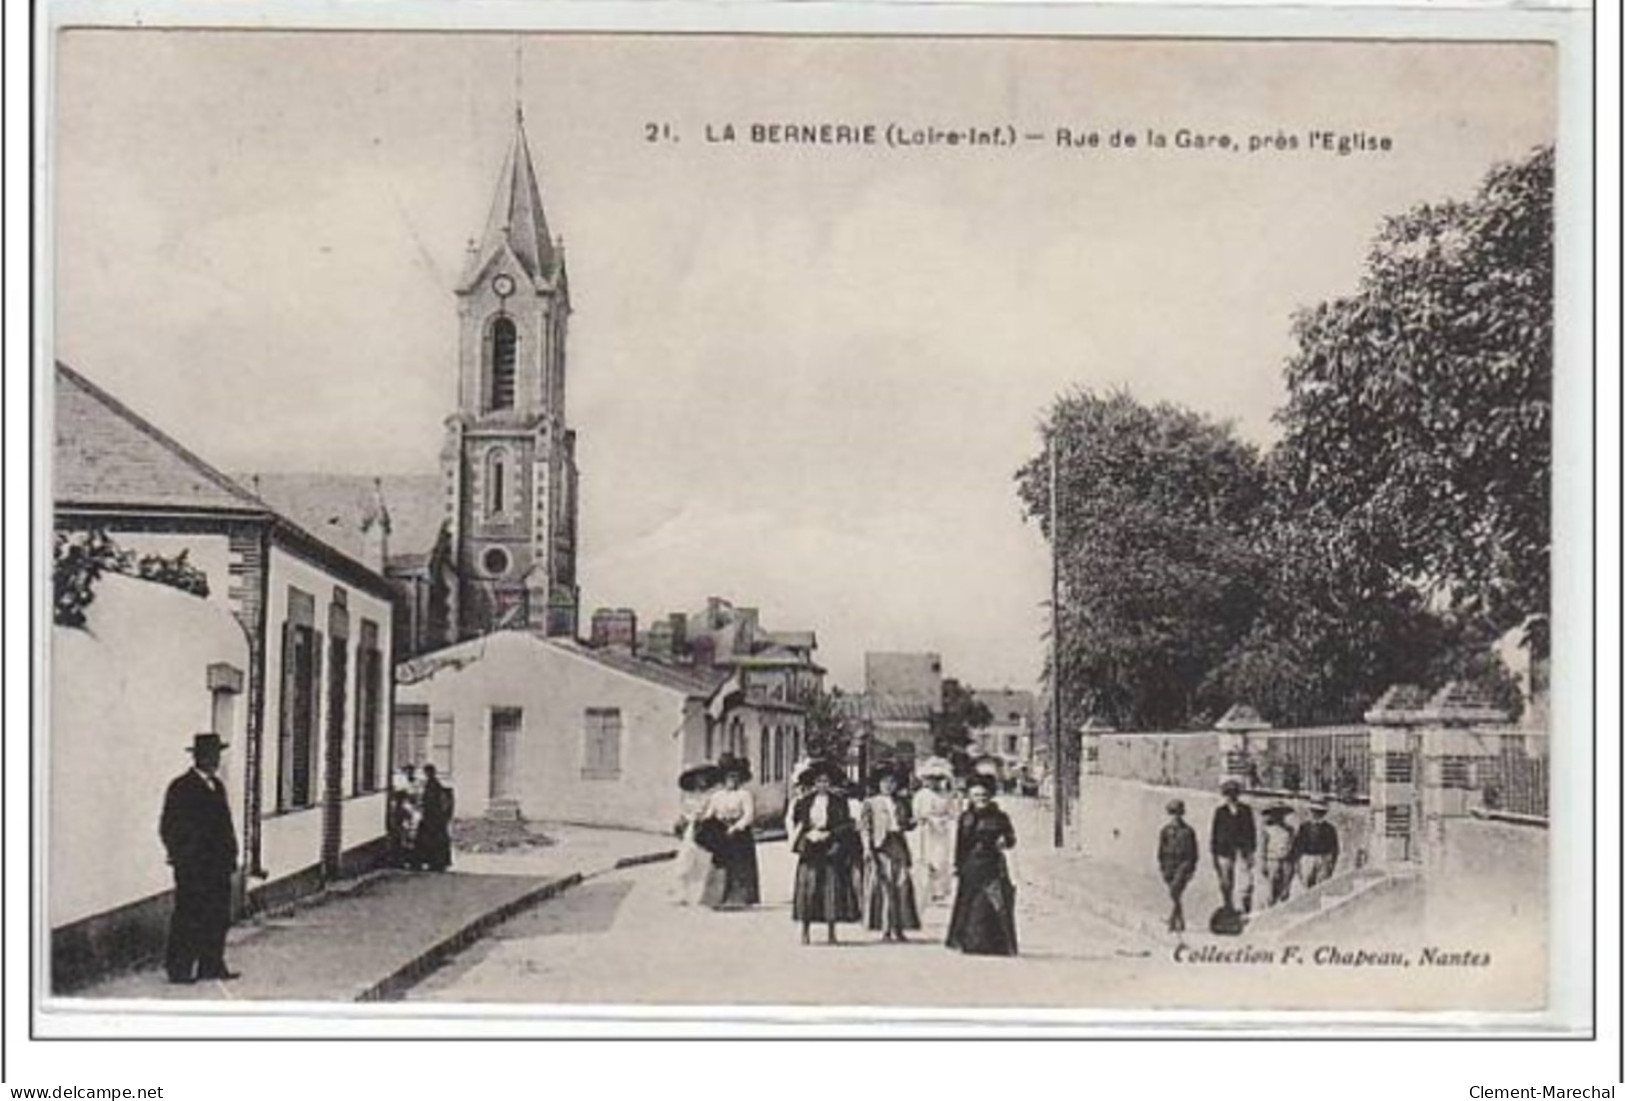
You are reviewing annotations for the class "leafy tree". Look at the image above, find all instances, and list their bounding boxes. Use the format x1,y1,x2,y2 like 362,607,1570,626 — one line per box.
803,686,854,766
930,678,994,758
1275,145,1553,655
1016,390,1269,730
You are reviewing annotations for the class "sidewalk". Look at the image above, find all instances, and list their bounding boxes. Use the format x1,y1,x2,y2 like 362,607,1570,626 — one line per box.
1003,797,1218,946
67,823,676,1003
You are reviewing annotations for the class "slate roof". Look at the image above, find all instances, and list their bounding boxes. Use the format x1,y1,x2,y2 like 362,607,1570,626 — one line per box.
462,110,558,289
761,630,817,651
242,473,445,564
55,363,266,513
973,688,1036,723
833,694,935,723
397,630,730,700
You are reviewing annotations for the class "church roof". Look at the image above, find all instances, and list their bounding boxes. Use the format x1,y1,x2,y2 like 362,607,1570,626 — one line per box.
464,109,558,289
55,362,267,514
241,473,444,562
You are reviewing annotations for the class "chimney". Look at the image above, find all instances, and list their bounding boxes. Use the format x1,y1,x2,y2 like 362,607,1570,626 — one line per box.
590,607,638,653
690,635,717,669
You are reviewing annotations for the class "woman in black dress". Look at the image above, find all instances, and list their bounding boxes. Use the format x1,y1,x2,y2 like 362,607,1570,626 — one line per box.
790,761,862,945
701,755,761,910
945,774,1018,956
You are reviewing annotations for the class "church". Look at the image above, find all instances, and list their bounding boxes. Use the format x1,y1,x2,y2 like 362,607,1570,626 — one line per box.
250,106,581,657
250,105,824,827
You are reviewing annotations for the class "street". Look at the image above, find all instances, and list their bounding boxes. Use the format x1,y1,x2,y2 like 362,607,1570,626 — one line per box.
408,798,1542,1011
410,801,1149,1008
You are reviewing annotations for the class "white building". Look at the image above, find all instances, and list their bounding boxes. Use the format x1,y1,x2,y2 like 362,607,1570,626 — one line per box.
52,363,398,989
394,632,731,833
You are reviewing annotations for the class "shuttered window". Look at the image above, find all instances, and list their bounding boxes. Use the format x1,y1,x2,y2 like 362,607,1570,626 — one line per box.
353,620,383,795
276,587,321,812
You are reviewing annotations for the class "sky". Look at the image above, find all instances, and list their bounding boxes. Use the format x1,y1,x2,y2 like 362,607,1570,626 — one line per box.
51,30,1556,691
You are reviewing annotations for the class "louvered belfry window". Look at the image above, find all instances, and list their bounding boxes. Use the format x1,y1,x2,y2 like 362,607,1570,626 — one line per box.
489,318,517,411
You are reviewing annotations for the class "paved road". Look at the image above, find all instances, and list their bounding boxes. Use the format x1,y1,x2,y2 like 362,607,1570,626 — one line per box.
409,800,1544,1013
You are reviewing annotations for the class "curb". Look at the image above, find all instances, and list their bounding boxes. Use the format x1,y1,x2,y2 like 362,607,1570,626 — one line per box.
355,843,680,1002
609,849,678,871
356,873,584,1002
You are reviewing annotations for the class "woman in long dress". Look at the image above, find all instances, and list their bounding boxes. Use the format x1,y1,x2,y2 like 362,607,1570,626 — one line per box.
945,774,1018,956
790,761,862,944
910,770,957,904
862,769,922,941
702,756,760,910
672,764,721,905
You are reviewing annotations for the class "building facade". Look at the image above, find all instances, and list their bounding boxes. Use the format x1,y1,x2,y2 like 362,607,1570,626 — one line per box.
394,632,724,832
52,364,398,988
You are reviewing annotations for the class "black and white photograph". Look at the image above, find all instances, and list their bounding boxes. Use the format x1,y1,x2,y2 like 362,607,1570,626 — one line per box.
31,7,1599,1046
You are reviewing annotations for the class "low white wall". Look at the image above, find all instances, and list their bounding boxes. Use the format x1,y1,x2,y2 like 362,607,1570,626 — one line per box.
50,574,248,928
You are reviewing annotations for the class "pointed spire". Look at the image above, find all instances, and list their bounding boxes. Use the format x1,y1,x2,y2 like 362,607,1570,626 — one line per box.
466,110,557,288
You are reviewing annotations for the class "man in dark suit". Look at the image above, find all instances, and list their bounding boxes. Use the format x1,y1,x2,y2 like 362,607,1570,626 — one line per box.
1210,778,1256,914
159,733,240,984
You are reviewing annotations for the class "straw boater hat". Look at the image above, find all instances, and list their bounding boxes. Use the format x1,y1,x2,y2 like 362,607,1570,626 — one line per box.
1261,802,1294,823
1308,796,1330,814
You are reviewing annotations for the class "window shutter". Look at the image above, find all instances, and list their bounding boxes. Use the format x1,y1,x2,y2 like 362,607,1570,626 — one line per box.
278,621,297,812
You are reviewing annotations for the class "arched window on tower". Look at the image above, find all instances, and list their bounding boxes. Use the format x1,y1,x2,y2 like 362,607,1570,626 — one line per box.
488,317,517,412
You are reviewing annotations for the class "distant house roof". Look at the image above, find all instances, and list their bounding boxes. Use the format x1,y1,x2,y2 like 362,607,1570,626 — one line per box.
397,630,730,700
724,646,826,673
55,363,266,514
762,630,817,651
973,688,1036,723
244,472,444,564
833,694,935,723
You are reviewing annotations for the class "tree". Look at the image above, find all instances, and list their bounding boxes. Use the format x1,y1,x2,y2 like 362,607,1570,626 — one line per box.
1275,146,1553,655
803,686,854,766
931,678,994,758
54,529,210,629
1016,390,1269,731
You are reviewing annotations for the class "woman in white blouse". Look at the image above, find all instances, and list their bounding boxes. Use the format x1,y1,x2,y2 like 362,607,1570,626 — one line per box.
910,769,958,905
671,764,721,905
861,769,922,941
701,756,761,910
790,761,861,944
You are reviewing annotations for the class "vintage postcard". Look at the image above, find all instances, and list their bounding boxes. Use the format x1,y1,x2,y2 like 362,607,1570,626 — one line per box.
38,6,1591,1037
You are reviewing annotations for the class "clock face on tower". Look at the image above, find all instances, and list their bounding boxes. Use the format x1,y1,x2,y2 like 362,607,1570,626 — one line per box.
492,273,516,298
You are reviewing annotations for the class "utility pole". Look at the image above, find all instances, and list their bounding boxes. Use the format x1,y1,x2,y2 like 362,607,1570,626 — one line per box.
1049,431,1066,849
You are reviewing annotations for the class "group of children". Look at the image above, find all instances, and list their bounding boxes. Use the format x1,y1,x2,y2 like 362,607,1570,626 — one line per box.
1158,779,1342,935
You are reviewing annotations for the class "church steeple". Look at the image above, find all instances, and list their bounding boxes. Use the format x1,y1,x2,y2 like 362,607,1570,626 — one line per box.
461,108,558,290
443,103,580,643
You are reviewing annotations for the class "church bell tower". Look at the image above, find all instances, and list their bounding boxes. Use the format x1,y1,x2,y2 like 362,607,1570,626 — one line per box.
443,106,580,640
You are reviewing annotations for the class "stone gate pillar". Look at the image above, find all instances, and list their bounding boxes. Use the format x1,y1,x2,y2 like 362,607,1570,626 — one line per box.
1363,685,1429,867
1078,715,1113,778
1417,681,1510,870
